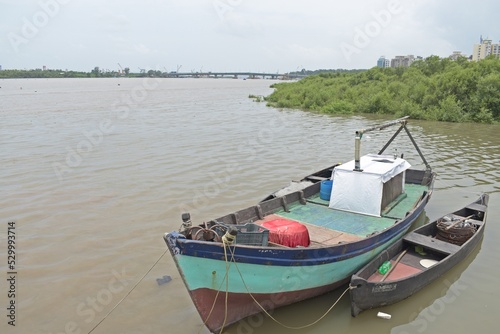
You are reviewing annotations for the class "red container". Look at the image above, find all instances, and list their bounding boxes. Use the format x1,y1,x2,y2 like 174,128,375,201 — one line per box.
261,219,310,247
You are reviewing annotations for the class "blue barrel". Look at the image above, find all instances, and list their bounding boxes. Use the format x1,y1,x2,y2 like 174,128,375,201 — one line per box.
320,180,333,201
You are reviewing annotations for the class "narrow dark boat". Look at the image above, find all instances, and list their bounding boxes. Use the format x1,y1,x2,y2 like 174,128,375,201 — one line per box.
350,193,489,316
164,117,436,333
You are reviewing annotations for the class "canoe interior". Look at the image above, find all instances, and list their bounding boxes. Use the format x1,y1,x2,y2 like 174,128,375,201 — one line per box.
366,245,445,282
363,198,487,283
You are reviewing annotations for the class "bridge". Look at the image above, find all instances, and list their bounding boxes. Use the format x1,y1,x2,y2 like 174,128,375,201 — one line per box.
164,71,306,80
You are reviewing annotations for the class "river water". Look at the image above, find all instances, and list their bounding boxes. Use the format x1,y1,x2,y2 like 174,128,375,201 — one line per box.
0,78,499,334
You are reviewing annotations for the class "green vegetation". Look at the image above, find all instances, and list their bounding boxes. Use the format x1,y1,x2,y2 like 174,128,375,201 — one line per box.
266,56,500,123
0,68,90,78
0,66,147,78
248,94,265,102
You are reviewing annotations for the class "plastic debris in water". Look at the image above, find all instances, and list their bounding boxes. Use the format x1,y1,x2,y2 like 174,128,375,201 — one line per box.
377,312,391,319
157,275,172,286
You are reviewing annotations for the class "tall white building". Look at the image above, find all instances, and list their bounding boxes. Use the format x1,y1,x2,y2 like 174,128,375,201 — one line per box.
472,36,500,61
492,43,500,58
391,55,416,68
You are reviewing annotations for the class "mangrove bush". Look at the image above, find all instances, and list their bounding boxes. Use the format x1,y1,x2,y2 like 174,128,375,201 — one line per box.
266,56,500,123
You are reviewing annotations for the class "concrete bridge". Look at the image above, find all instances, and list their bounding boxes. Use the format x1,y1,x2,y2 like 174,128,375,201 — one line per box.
164,71,306,80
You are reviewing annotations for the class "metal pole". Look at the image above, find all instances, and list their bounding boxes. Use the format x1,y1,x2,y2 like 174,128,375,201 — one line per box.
354,116,409,171
403,126,431,171
354,131,363,171
378,123,405,155
357,116,409,135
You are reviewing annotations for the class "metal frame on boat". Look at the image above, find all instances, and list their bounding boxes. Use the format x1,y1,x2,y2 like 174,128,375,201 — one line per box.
164,117,436,333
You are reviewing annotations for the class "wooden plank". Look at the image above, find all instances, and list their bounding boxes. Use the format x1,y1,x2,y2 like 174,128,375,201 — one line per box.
303,223,362,245
403,232,460,255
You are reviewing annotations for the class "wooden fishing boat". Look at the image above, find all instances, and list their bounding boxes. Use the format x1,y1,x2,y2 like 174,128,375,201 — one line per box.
350,193,489,316
164,117,435,333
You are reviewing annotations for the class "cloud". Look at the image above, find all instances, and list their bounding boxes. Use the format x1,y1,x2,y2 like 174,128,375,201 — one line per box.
94,12,131,33
214,10,264,38
1,0,499,71
133,43,153,54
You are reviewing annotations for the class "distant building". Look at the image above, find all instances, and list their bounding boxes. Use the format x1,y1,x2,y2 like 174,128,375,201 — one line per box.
472,36,500,61
43,65,47,71
391,55,416,68
0,65,2,71
377,56,390,68
449,51,467,61
492,43,500,58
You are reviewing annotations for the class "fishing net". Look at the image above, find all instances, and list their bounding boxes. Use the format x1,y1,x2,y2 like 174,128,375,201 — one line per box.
436,216,477,246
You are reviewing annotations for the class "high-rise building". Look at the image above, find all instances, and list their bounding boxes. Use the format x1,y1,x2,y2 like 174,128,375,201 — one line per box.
377,56,390,68
492,43,500,58
472,36,500,61
390,55,416,68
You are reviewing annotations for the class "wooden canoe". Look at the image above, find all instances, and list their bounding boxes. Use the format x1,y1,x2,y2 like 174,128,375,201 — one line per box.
350,193,489,316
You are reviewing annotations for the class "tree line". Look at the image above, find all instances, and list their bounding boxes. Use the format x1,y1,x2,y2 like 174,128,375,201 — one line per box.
0,67,151,78
266,56,500,123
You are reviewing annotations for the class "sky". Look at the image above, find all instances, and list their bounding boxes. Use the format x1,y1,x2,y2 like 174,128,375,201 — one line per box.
0,0,499,73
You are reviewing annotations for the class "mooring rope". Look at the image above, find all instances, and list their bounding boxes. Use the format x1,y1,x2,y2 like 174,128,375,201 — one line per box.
219,238,233,333
200,232,237,334
216,243,352,331
87,248,168,334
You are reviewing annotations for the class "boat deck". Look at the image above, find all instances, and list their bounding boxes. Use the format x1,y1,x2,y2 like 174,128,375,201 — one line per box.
255,184,428,247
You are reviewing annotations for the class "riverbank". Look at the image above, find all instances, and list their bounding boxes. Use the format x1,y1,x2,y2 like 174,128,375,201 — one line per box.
265,56,500,124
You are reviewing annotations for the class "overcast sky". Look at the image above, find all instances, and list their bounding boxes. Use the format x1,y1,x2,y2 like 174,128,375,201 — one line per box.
1,0,499,73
